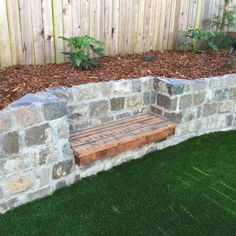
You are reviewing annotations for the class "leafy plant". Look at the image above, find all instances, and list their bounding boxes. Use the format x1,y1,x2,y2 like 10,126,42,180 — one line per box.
204,0,236,49
60,35,104,69
143,55,154,62
224,58,235,69
181,29,218,54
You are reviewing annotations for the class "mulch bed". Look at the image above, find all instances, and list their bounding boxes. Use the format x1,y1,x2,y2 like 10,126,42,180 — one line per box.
0,50,235,110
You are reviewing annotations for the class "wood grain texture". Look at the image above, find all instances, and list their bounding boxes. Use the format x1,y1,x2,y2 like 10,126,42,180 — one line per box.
70,113,176,166
1,0,236,67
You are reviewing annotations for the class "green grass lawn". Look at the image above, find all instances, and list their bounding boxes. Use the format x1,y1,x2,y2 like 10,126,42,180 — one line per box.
0,131,236,236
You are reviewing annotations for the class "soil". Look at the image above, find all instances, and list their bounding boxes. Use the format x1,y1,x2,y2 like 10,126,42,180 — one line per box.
0,50,235,110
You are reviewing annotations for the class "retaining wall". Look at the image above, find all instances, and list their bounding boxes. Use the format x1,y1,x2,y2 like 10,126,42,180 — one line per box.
0,75,235,213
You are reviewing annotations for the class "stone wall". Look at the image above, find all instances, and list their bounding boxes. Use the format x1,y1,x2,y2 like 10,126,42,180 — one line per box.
0,75,235,213
0,77,152,213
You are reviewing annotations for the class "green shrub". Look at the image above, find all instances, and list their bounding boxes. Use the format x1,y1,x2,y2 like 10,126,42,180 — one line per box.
143,55,154,62
224,58,235,69
60,35,104,69
181,29,218,54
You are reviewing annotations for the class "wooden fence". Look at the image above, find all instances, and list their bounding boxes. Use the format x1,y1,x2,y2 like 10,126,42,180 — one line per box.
0,0,235,67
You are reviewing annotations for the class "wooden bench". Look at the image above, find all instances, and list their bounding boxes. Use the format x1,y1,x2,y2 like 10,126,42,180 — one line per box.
70,113,176,166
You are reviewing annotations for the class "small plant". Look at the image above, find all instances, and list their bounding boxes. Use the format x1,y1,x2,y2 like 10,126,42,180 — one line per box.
204,0,236,49
224,58,235,69
60,35,104,69
181,29,218,54
143,55,154,62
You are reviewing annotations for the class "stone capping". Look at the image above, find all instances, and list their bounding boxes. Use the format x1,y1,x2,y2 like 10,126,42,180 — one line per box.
0,74,236,214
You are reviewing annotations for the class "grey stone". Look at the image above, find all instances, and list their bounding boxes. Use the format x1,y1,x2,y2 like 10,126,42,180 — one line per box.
230,87,236,98
0,186,3,198
202,102,218,117
37,166,51,187
69,120,93,132
219,101,233,113
73,84,100,100
0,111,11,132
113,80,130,95
57,122,69,139
36,146,57,165
62,142,73,157
101,83,112,97
194,92,206,106
42,102,68,120
151,91,156,104
132,80,142,92
179,94,192,109
214,89,230,100
192,79,207,91
224,74,236,86
153,79,167,93
55,180,66,190
90,100,109,117
11,105,40,128
126,95,142,108
6,175,34,196
0,198,19,213
27,187,51,201
167,83,185,96
157,94,177,110
2,155,33,174
143,92,150,105
3,131,19,154
164,112,183,123
116,112,131,120
52,160,74,179
226,115,233,126
150,106,163,116
46,86,74,102
110,97,125,111
68,103,89,117
25,123,51,146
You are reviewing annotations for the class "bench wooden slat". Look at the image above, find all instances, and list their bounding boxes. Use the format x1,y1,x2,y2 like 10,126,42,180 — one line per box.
69,113,176,166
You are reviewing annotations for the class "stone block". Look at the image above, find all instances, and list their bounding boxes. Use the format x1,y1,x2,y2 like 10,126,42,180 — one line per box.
3,131,19,154
151,91,156,104
226,115,233,126
153,78,167,93
101,82,112,97
230,87,236,98
27,187,51,201
179,94,192,109
90,100,109,117
6,175,33,196
156,94,177,110
11,105,40,128
110,97,125,111
52,160,74,179
25,123,51,146
69,120,93,132
68,103,89,118
116,112,131,120
126,95,142,108
150,106,163,116
36,146,57,165
45,86,74,102
202,102,218,117
55,180,66,191
113,80,130,95
132,80,142,92
42,102,68,121
193,91,206,106
0,111,11,132
2,155,33,174
57,122,69,139
143,92,150,105
0,198,19,213
192,79,207,91
36,166,51,187
73,84,100,100
164,112,183,123
62,142,73,157
219,101,233,113
214,89,230,100
224,74,236,86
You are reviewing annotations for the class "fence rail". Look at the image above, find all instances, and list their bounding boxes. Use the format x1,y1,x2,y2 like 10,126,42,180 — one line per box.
0,0,235,67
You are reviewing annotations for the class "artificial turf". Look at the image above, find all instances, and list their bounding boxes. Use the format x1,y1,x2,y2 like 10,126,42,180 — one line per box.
0,131,236,236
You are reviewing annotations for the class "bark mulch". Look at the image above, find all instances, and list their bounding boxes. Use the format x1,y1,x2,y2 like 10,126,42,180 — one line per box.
0,50,235,110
